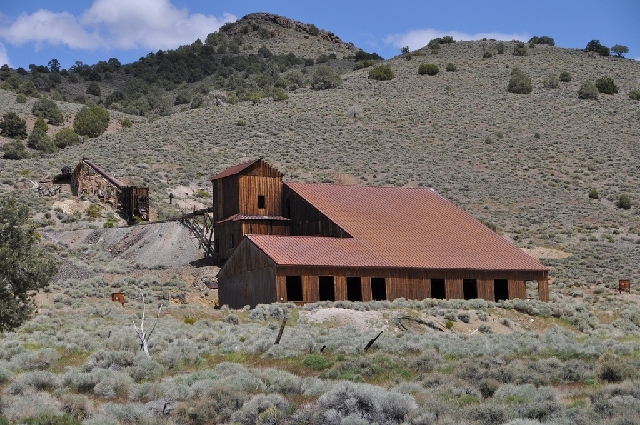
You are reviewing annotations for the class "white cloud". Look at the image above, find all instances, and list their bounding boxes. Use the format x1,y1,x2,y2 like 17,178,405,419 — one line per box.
0,0,236,53
0,9,101,50
0,42,10,67
385,29,530,51
80,0,236,50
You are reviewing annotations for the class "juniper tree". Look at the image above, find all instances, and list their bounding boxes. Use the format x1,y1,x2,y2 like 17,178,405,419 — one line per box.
0,195,58,332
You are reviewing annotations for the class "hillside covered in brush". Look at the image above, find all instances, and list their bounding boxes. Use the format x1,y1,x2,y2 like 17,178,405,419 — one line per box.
0,13,373,117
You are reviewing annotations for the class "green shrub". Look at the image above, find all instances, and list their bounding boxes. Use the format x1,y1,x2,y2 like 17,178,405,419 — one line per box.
617,194,631,210
611,44,629,57
446,63,457,72
596,77,618,94
354,59,376,70
21,413,81,425
1,111,28,138
559,71,572,82
85,204,101,218
446,319,454,329
174,91,191,105
33,116,48,133
311,66,342,89
86,81,101,96
302,354,333,370
73,106,109,137
588,188,599,199
54,128,80,148
271,88,289,101
507,68,532,94
16,93,27,103
190,94,204,109
2,140,29,160
119,117,133,128
368,65,394,81
528,36,555,46
418,63,439,76
307,23,319,36
32,98,63,125
28,129,57,153
629,89,640,101
543,73,559,88
496,42,505,54
184,317,196,325
513,42,528,56
578,81,599,99
483,50,493,59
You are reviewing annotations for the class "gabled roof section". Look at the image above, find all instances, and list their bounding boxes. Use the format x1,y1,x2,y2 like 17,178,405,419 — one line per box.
283,182,547,271
210,158,283,181
247,235,390,267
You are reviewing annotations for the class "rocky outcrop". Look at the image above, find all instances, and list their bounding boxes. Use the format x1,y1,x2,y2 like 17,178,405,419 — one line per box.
231,13,355,49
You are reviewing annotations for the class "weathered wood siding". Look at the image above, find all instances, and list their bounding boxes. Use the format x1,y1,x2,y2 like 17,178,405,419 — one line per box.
213,175,239,222
215,221,242,262
283,185,350,237
241,221,290,236
538,279,549,302
218,238,277,308
239,175,282,216
120,186,149,220
273,266,547,303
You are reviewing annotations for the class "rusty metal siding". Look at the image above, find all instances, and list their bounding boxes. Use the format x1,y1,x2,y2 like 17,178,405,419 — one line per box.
283,185,350,237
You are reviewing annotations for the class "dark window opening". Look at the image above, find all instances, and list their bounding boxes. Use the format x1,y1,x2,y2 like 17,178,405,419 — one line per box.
286,276,303,301
494,279,509,301
371,277,387,301
463,279,478,300
319,276,335,301
229,234,234,249
347,277,362,302
285,199,291,218
431,279,446,299
258,195,265,209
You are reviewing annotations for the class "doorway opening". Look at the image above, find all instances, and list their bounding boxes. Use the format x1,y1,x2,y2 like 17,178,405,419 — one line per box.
371,277,386,301
463,279,478,300
347,277,362,301
431,279,446,299
319,276,335,301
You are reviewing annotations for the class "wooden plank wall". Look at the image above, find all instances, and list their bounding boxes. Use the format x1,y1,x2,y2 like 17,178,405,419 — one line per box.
242,221,290,236
218,238,277,308
215,221,242,261
274,266,548,303
213,175,239,222
538,279,549,302
509,280,527,300
477,279,495,301
283,185,350,237
239,176,282,216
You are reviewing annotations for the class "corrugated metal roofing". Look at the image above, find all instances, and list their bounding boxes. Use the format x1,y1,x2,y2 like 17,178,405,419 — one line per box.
210,159,260,181
248,182,547,271
217,214,291,223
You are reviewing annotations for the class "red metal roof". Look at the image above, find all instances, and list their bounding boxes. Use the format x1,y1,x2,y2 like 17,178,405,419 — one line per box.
217,214,291,223
247,182,547,271
247,235,390,267
210,159,261,181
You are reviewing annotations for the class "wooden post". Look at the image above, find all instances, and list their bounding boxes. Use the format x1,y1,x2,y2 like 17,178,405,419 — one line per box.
274,318,287,344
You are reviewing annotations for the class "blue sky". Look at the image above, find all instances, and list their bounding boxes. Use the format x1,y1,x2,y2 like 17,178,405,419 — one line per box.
0,0,638,69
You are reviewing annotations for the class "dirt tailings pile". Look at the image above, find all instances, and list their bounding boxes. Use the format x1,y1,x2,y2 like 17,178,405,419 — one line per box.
44,221,204,269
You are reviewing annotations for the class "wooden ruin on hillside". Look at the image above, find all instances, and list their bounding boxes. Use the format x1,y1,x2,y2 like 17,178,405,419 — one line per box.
211,159,550,308
71,159,149,221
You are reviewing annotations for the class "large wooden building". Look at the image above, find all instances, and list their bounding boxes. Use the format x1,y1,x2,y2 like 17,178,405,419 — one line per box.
214,159,548,308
